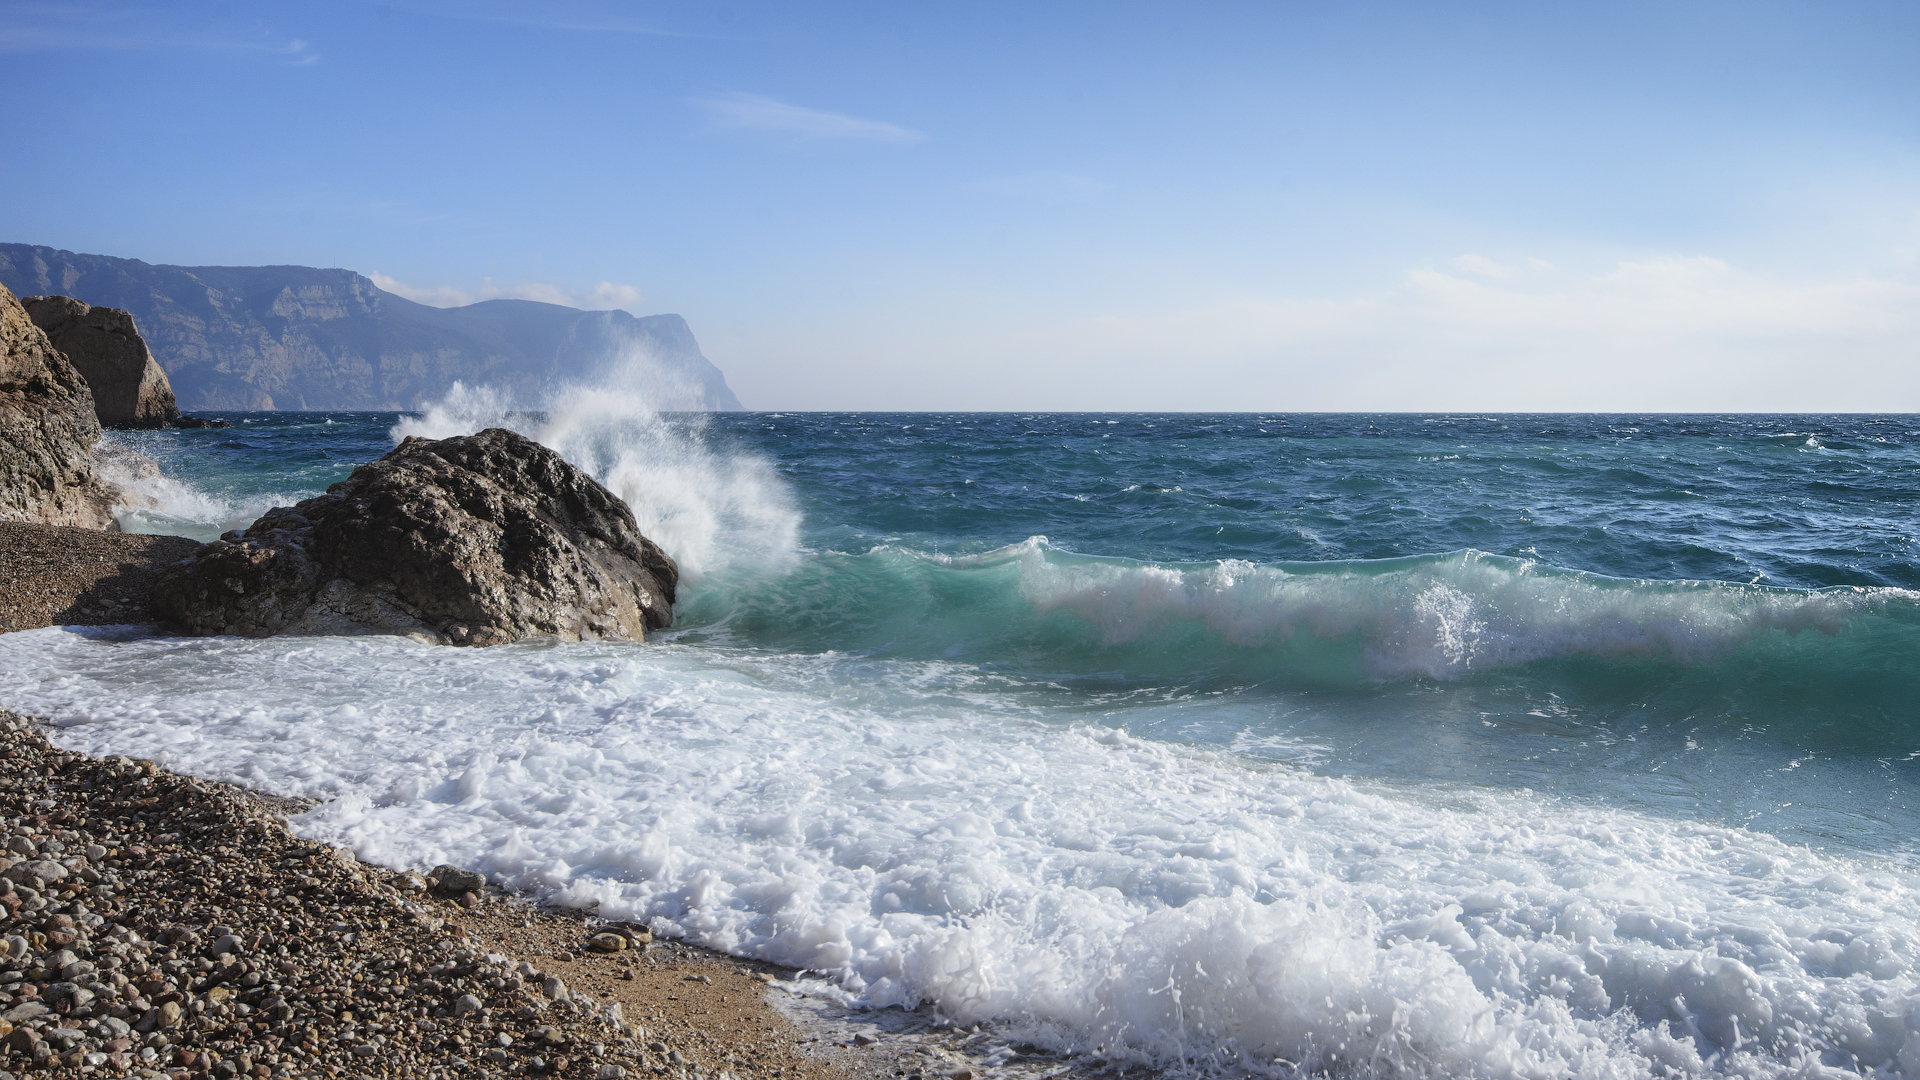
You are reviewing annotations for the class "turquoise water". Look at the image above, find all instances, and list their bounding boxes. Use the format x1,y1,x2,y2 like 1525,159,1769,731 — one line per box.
19,409,1915,1078
102,411,1920,852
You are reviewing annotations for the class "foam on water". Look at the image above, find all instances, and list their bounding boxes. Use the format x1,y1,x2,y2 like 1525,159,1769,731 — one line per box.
6,625,1920,1079
95,435,301,542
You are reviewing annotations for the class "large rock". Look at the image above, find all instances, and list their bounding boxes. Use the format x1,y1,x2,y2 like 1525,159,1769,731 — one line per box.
21,295,180,428
0,284,117,529
151,428,678,645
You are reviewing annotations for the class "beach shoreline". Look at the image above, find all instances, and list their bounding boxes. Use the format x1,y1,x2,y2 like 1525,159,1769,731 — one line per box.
0,522,1072,1080
0,707,891,1080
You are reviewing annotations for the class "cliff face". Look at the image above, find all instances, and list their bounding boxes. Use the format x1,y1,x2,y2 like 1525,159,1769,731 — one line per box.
21,295,181,428
0,284,117,529
0,245,745,412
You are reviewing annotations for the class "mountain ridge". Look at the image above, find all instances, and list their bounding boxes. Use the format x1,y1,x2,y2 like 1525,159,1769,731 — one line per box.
0,244,744,412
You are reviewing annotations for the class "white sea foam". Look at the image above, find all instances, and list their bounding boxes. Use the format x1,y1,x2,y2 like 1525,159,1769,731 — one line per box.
5,626,1920,1078
393,379,799,581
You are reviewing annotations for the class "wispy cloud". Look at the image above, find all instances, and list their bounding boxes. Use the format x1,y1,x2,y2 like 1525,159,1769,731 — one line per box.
695,93,924,143
1450,254,1557,280
969,172,1111,200
369,274,646,313
0,3,317,62
738,255,1920,412
411,2,700,39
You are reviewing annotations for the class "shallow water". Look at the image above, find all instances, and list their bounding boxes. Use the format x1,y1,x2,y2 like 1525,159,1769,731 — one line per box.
8,410,1920,1078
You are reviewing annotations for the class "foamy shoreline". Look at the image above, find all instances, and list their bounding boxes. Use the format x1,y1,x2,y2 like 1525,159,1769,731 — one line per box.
0,707,897,1080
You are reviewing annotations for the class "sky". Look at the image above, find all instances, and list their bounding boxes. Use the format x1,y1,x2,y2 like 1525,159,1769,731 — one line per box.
2,0,1917,411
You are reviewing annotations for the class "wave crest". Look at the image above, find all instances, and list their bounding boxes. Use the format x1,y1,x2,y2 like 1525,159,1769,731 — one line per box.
1002,542,1901,681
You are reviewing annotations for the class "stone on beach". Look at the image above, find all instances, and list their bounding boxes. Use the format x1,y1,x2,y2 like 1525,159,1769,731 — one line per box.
429,866,486,895
150,427,679,646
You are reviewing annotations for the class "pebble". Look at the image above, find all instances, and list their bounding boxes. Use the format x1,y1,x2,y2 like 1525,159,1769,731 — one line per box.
0,709,726,1080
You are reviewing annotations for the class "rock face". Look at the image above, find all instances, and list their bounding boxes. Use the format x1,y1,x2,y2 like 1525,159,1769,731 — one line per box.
0,244,746,412
20,295,180,428
0,284,117,529
152,427,677,645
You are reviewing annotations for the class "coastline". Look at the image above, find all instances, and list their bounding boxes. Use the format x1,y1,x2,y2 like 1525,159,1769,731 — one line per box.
0,531,1068,1080
0,708,874,1080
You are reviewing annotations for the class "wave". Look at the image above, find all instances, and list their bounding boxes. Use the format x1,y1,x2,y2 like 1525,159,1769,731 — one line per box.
678,539,1920,701
10,626,1920,1079
96,433,305,543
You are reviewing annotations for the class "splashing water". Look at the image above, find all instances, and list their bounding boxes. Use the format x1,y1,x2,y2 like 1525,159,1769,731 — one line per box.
390,378,799,582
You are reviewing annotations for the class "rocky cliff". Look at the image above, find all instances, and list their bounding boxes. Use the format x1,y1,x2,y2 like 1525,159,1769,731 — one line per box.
0,244,745,412
20,295,180,428
0,284,117,529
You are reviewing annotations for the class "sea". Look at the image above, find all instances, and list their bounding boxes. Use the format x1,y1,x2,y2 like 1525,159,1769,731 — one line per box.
3,401,1919,1079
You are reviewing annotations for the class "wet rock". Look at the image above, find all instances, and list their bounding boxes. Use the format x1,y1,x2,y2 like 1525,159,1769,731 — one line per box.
151,427,679,646
429,863,485,895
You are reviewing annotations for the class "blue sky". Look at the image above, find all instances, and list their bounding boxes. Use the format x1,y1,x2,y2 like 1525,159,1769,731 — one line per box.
3,0,1917,410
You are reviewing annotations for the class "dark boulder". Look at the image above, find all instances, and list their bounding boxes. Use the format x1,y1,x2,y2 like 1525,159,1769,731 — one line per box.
21,295,181,429
0,284,117,529
152,428,677,645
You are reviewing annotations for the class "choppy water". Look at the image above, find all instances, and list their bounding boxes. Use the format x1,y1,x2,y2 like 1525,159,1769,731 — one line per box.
7,409,1920,1078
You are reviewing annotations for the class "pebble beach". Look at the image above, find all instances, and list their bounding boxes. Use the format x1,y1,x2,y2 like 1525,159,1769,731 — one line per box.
0,706,884,1080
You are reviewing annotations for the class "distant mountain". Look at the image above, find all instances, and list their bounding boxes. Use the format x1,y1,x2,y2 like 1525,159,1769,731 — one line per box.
0,244,744,412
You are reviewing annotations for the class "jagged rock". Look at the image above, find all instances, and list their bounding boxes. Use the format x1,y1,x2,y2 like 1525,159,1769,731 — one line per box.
0,284,117,529
151,427,678,645
21,295,182,429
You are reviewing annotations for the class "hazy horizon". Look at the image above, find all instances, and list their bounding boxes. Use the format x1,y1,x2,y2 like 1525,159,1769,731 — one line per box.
3,0,1916,411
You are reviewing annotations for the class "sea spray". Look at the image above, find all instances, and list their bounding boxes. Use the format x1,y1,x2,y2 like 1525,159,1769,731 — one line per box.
97,428,318,541
391,379,799,581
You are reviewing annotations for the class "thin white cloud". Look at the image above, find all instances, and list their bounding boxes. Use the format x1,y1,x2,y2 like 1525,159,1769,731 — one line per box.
969,172,1111,200
1451,254,1514,279
368,273,646,312
0,4,316,60
695,93,924,143
1450,254,1557,280
402,0,703,38
724,255,1920,412
583,281,646,309
1050,256,1920,410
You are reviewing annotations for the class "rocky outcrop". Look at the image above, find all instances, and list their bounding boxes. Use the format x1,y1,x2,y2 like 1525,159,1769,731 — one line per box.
20,295,179,428
0,244,746,412
0,284,117,529
152,427,677,645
